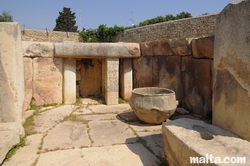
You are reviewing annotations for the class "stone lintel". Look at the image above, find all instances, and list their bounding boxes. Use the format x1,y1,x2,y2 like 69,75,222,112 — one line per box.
162,118,250,166
22,41,54,58
54,42,140,59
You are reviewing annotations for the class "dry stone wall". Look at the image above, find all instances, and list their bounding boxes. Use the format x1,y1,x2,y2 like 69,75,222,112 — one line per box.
21,29,82,42
116,14,217,42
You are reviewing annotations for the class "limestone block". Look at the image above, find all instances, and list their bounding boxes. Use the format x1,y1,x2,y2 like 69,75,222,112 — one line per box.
140,39,191,56
192,36,214,59
162,118,250,166
132,57,154,88
54,42,140,58
22,41,54,58
63,59,76,104
80,59,102,97
0,22,25,123
103,58,119,105
23,58,33,111
133,56,182,103
0,122,25,163
182,57,212,118
213,0,250,141
152,56,182,103
120,59,133,100
32,58,63,105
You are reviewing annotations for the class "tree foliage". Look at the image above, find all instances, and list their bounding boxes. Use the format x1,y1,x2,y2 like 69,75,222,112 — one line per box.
80,24,125,42
0,11,13,22
53,7,78,32
139,11,192,27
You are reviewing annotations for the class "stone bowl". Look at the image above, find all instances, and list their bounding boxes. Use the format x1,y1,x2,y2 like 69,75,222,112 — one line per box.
129,87,178,124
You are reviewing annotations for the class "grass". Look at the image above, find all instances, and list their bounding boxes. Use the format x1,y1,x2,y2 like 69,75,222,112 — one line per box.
118,97,128,104
42,103,58,107
23,111,39,135
5,136,26,160
75,97,82,106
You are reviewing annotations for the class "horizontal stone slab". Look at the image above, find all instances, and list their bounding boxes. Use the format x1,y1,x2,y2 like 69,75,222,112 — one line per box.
162,118,250,166
22,41,54,58
54,42,140,58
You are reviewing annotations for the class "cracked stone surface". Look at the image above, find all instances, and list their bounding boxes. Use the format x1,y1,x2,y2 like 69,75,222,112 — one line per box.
2,101,164,166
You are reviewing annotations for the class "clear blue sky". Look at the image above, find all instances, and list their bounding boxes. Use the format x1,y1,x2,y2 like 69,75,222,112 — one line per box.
0,0,234,31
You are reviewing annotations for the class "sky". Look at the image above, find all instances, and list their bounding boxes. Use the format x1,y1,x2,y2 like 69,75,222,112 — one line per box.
0,0,235,31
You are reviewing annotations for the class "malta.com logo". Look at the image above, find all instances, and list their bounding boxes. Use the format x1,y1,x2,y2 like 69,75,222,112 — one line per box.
190,154,247,164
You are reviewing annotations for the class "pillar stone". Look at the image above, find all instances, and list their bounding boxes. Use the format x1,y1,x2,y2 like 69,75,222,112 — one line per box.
0,23,25,123
63,59,76,104
103,58,119,105
120,59,133,100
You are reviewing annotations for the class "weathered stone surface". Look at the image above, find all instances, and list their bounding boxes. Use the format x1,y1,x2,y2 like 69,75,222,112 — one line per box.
120,59,133,100
133,57,154,87
192,36,214,59
103,58,119,105
89,120,137,146
54,42,140,58
32,58,63,105
133,56,182,102
213,0,250,142
63,59,76,104
162,118,250,166
0,122,25,163
153,56,182,102
182,57,212,118
22,41,54,58
36,149,88,166
129,87,178,124
23,58,32,111
137,131,164,157
0,22,25,123
81,144,159,166
3,134,43,166
42,121,90,150
89,103,131,114
80,59,102,97
140,39,191,56
34,105,75,133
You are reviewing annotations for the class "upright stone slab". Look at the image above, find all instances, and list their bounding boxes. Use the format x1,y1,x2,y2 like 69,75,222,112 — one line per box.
120,59,133,100
103,58,119,105
0,23,25,123
213,0,250,141
32,58,63,105
63,59,76,104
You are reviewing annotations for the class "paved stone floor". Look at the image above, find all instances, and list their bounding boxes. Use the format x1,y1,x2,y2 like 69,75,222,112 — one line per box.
2,98,165,166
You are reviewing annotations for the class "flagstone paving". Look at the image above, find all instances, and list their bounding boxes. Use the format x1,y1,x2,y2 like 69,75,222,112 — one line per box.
2,99,165,166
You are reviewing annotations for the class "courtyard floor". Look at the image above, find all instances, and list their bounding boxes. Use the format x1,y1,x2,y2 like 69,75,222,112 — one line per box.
2,98,167,166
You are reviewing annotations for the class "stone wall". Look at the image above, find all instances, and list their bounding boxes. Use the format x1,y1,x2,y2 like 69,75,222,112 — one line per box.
130,37,214,118
116,14,217,42
22,41,63,108
21,29,82,42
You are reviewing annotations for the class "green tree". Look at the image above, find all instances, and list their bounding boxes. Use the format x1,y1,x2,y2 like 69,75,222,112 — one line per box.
80,24,125,42
0,11,13,22
139,11,192,27
176,11,192,19
53,7,78,32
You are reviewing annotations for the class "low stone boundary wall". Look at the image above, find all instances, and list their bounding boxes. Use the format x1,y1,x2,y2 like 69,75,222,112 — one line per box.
21,28,82,42
116,14,217,42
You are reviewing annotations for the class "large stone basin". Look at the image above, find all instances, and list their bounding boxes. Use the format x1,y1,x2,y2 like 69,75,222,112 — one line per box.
129,87,178,124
